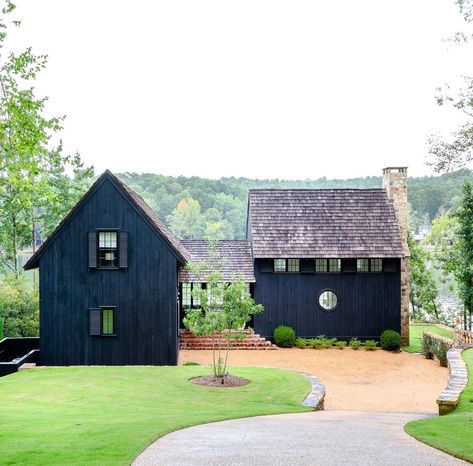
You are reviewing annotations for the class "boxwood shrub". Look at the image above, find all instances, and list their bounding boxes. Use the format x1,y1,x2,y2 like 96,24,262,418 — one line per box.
274,325,296,347
380,329,401,350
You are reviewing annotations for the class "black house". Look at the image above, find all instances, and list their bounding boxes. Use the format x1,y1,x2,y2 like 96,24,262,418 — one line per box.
25,167,409,366
24,170,189,366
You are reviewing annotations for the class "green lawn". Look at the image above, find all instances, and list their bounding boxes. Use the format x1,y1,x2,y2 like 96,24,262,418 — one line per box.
405,348,473,463
0,366,311,465
402,324,454,353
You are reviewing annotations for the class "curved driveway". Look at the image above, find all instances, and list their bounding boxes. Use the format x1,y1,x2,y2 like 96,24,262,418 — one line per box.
134,411,467,466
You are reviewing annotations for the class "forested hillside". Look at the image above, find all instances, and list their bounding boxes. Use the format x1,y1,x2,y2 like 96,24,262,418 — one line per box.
118,169,473,240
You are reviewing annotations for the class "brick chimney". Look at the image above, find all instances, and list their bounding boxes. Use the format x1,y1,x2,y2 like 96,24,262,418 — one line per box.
382,167,409,345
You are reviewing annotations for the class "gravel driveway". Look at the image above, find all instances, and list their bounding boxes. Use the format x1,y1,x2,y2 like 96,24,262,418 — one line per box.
134,411,468,466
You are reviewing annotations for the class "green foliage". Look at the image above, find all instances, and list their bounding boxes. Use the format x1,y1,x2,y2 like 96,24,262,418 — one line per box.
422,333,434,359
349,338,362,349
0,3,94,275
455,181,473,329
273,325,296,347
182,361,200,366
334,340,347,349
295,337,309,348
380,329,401,350
422,332,452,367
0,272,38,336
363,340,378,350
183,241,263,377
408,232,440,321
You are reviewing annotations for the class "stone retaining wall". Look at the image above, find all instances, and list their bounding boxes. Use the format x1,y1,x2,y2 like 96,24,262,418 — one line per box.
454,328,473,348
436,348,469,415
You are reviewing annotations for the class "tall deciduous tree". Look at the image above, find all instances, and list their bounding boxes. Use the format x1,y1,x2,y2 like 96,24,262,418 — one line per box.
0,2,93,275
456,181,473,329
408,232,440,321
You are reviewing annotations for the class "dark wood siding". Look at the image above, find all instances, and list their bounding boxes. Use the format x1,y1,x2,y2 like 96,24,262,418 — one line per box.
253,259,401,339
38,178,179,366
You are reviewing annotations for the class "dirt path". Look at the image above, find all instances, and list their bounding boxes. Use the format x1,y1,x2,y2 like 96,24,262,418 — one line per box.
180,348,447,413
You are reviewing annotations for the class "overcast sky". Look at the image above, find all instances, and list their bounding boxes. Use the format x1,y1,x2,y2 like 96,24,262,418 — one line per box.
8,0,473,179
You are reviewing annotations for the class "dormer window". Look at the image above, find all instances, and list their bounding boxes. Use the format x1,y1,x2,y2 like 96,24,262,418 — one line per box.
99,231,118,268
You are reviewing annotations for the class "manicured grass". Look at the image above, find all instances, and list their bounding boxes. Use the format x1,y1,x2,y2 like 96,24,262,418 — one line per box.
0,366,311,465
405,348,473,463
401,324,453,353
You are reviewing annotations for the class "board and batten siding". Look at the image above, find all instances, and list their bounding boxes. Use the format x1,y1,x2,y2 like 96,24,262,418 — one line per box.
252,259,401,339
38,178,180,366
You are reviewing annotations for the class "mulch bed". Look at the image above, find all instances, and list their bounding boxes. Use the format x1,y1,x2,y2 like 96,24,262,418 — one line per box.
190,374,250,388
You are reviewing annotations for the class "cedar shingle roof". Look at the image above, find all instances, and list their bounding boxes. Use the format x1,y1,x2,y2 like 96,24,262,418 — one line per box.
179,240,255,282
248,188,405,258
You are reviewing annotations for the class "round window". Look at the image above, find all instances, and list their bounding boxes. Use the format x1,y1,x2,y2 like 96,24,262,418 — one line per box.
318,290,338,311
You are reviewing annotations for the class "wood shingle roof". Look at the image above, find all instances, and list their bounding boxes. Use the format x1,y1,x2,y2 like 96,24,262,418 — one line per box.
248,188,405,258
179,239,255,282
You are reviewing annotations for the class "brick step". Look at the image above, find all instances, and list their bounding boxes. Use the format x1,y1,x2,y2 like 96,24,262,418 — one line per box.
179,329,277,350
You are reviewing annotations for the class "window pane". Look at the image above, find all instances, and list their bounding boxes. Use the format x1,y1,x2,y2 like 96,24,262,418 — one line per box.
329,259,341,272
371,259,383,272
182,283,192,308
319,290,338,311
102,309,114,335
98,231,119,268
274,259,286,272
315,259,327,272
287,259,300,272
357,259,369,272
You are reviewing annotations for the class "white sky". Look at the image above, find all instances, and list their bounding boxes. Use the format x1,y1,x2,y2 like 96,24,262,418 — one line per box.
8,0,473,179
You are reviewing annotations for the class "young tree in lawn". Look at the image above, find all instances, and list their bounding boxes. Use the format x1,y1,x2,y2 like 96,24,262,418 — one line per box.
183,241,263,379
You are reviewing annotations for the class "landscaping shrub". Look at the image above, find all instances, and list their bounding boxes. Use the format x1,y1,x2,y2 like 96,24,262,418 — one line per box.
380,329,401,351
182,361,200,366
349,338,362,349
295,337,309,349
422,332,452,367
364,339,378,351
309,338,324,349
335,340,347,349
274,325,296,347
422,333,434,359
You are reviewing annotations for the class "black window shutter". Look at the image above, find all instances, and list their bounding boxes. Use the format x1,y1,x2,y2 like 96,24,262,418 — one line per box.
88,231,97,269
89,309,102,336
119,231,128,269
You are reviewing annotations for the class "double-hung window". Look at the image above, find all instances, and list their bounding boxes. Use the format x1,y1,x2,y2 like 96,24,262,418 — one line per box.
88,230,128,270
98,231,118,268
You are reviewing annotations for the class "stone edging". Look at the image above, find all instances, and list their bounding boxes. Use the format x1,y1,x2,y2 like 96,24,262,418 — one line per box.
297,371,326,411
437,348,468,415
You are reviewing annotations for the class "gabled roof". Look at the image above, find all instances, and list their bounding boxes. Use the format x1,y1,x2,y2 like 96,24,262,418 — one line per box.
179,240,255,283
24,170,189,270
248,188,405,258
